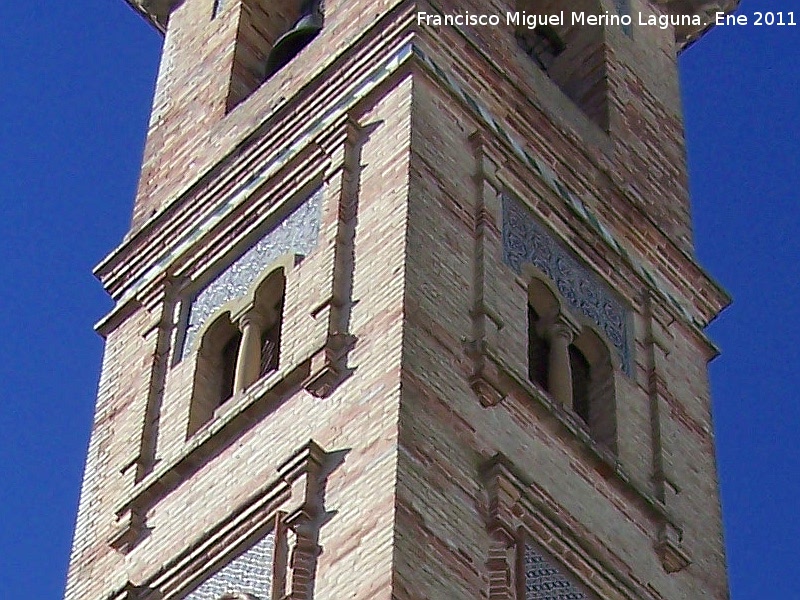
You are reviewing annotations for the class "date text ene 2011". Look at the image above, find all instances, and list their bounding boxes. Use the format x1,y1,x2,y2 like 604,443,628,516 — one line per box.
716,11,796,26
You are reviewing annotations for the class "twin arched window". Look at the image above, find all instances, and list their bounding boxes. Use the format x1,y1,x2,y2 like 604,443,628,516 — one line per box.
527,277,617,450
187,269,286,437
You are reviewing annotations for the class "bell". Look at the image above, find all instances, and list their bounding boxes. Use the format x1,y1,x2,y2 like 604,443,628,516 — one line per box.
265,1,323,77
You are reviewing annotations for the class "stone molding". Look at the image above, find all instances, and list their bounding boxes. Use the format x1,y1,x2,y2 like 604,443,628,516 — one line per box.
481,453,690,600
106,440,332,600
108,356,319,554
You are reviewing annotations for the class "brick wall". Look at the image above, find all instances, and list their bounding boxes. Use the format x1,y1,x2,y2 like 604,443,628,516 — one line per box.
66,0,730,598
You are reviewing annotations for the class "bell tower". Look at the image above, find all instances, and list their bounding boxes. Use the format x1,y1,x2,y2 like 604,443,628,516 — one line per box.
65,0,737,599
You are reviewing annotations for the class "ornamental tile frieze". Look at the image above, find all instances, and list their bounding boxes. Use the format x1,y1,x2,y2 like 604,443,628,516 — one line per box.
502,193,632,374
524,543,589,600
181,188,322,357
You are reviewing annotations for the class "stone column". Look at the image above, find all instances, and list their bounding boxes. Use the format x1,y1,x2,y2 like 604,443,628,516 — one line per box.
547,320,574,407
235,312,262,393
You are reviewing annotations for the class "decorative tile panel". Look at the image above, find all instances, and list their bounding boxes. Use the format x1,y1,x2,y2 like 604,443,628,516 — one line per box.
524,543,587,600
502,194,632,374
185,532,275,600
181,188,322,357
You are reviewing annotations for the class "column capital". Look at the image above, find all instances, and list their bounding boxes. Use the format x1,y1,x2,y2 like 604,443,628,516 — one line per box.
544,314,580,345
234,308,265,332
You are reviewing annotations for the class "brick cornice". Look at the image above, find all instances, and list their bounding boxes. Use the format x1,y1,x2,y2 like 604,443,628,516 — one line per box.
414,34,730,331
95,7,417,311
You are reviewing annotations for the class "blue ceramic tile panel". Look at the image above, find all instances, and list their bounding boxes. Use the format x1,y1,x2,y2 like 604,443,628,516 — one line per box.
182,188,322,357
502,193,632,374
185,532,275,600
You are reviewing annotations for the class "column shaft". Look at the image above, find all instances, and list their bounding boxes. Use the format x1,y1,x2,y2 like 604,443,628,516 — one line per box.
234,316,262,392
548,324,574,407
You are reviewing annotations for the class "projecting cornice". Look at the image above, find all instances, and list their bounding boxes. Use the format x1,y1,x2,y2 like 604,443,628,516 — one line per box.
123,0,176,32
657,0,741,48
125,0,740,47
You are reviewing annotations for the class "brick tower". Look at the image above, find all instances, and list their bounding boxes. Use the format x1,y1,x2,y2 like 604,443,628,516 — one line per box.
65,0,738,599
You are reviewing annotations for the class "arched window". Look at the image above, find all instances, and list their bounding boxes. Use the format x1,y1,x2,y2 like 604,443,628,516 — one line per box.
571,327,617,450
528,304,550,390
515,0,611,129
188,312,242,436
187,268,287,437
569,343,591,424
527,277,560,393
527,275,617,450
246,269,286,385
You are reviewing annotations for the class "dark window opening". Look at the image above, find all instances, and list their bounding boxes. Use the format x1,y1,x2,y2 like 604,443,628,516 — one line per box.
516,25,566,71
264,0,323,78
220,332,241,406
260,319,281,377
212,0,226,18
569,343,591,425
528,305,550,390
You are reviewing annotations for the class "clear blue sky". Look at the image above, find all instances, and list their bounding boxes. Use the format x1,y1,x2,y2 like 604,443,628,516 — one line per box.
0,1,797,598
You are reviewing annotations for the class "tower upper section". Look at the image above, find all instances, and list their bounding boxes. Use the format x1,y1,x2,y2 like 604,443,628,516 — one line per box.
66,1,738,599
120,0,738,251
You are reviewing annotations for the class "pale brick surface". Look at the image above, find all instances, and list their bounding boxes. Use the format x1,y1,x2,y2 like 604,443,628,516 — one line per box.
66,1,731,599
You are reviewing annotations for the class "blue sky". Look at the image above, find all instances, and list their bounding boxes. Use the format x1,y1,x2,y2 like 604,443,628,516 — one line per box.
0,1,797,598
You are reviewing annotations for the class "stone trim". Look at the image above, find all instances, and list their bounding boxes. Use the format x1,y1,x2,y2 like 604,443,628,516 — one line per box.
300,117,363,398
481,453,689,600
106,440,331,600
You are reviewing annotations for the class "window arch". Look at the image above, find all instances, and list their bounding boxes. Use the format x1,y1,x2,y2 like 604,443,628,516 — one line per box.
237,268,286,390
188,311,242,437
526,274,617,450
526,277,559,391
571,326,617,450
187,267,287,438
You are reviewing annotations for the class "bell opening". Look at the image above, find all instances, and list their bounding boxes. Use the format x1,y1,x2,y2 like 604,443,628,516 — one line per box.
264,2,324,78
